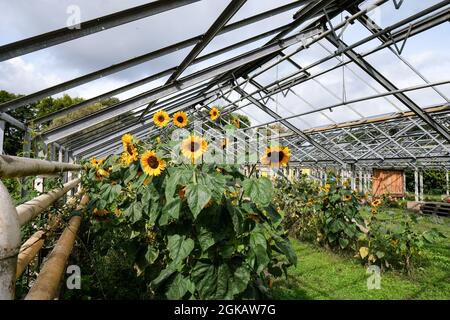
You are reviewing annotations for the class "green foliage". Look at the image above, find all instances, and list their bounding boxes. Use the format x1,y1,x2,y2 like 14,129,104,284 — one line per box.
274,174,320,241
34,94,85,119
274,173,445,273
358,209,446,272
46,97,119,130
405,169,448,195
80,134,296,300
275,174,364,251
313,178,363,251
273,233,450,300
0,89,120,156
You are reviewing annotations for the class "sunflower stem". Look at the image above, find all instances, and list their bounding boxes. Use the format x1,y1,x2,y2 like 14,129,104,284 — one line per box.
238,164,256,204
193,165,197,185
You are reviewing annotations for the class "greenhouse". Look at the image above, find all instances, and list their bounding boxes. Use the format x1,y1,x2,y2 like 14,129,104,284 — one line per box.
0,0,449,303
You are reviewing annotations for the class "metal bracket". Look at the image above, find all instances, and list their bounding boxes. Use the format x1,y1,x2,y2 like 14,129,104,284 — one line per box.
393,0,405,10
323,9,350,53
387,23,412,55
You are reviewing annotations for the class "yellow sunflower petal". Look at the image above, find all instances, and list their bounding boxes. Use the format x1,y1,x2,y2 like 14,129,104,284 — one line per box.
209,107,220,121
153,110,170,127
181,135,208,163
140,150,166,176
260,145,290,168
173,111,188,128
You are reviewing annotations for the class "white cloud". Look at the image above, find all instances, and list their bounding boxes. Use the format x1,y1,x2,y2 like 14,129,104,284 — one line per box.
0,57,63,94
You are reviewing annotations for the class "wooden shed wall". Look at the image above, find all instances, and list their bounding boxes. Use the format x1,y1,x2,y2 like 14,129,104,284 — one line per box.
372,169,405,197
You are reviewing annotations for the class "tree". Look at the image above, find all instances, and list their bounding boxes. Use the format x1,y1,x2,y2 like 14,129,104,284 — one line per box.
0,89,120,156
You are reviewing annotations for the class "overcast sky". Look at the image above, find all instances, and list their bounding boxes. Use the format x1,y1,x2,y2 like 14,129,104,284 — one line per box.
0,0,449,130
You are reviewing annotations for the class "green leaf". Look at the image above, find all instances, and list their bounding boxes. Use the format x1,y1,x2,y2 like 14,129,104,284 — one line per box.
165,169,182,202
166,273,194,300
198,227,216,252
198,172,227,202
254,244,270,274
192,262,233,299
145,246,159,264
226,200,244,235
273,236,297,265
243,177,273,207
339,237,349,249
167,234,195,263
229,265,251,296
124,202,142,223
150,262,179,289
186,183,211,219
250,231,267,250
124,164,138,184
163,198,182,220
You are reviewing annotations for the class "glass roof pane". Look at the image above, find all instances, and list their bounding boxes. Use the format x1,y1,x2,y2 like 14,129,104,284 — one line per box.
227,0,298,24
0,0,227,96
363,0,445,29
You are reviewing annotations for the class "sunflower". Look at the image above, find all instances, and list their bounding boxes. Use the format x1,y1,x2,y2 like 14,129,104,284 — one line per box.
231,117,240,128
155,136,161,144
153,110,170,127
90,157,99,166
209,107,220,121
371,208,378,215
121,135,139,166
93,208,108,217
221,138,229,150
371,199,382,207
122,133,133,145
260,145,290,168
90,157,105,167
140,150,166,176
173,111,188,128
95,169,109,179
321,184,331,193
181,135,208,162
343,194,352,202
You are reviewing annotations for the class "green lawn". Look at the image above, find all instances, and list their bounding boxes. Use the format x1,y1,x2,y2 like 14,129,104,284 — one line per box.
273,209,450,300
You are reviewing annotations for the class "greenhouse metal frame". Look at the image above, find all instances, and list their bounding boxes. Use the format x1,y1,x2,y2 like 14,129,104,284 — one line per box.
0,0,450,300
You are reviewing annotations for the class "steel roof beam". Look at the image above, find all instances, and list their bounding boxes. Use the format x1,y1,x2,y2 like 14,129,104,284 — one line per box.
33,23,290,125
41,27,321,144
325,34,450,143
0,0,306,114
138,0,247,120
234,86,346,166
0,0,200,62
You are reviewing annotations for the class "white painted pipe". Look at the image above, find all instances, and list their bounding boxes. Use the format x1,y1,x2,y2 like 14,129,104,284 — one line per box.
0,155,81,178
16,178,80,226
0,181,20,300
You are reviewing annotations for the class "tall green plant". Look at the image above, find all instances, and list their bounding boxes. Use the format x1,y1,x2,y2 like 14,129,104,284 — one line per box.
81,134,296,299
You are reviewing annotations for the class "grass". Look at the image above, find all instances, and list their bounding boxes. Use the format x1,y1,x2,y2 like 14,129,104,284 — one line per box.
273,208,450,300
